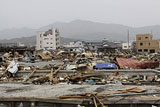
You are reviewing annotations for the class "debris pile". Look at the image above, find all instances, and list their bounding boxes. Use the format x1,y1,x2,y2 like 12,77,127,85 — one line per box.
0,50,159,85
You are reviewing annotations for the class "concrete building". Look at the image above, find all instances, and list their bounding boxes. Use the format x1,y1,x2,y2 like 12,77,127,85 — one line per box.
36,29,60,50
136,34,160,53
122,42,132,50
63,41,84,48
63,41,85,52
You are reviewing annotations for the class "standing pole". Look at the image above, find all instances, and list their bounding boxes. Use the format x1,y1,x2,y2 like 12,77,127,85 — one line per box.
127,29,130,50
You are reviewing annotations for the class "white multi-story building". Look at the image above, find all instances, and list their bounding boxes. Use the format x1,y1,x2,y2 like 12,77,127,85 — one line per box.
36,29,60,50
122,42,132,50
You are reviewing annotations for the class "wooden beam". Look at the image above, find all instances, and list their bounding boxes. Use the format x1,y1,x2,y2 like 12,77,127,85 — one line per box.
23,69,36,82
49,68,53,85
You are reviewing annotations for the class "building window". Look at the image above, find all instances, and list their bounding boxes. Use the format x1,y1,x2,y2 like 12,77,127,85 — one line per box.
149,43,150,45
145,37,148,39
150,49,155,53
40,34,41,37
124,46,127,48
50,47,53,48
50,42,53,44
138,49,142,52
144,49,148,52
43,33,47,36
40,41,42,44
138,37,141,40
46,42,49,44
44,38,49,40
140,43,143,46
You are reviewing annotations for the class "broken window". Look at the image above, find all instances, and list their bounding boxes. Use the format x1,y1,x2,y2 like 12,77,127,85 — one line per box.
43,33,47,36
150,49,155,53
144,49,148,52
44,38,49,40
138,49,142,52
140,43,143,46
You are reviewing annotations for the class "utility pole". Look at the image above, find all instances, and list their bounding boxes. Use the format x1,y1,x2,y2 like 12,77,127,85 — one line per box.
127,29,130,50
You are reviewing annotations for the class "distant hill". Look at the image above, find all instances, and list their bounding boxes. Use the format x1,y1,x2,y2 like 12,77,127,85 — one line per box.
0,20,160,44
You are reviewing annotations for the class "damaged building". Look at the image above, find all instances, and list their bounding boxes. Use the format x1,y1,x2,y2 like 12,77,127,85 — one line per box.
36,28,60,51
136,34,160,53
63,41,85,52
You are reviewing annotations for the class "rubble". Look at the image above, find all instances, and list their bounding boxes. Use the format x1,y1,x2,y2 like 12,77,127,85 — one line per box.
0,48,159,86
0,43,159,107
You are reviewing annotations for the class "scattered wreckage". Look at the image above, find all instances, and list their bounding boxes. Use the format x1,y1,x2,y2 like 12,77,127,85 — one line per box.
0,50,160,107
0,50,159,86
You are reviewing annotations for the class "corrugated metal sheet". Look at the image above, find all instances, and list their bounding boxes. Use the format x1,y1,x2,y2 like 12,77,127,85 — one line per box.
116,58,159,69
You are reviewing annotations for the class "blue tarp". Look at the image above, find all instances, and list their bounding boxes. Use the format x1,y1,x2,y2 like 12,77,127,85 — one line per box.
95,63,116,69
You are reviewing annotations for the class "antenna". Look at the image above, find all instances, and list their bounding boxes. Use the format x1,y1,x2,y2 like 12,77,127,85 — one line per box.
127,29,130,49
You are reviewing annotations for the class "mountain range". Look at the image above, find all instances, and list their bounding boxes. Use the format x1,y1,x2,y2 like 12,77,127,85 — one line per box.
0,20,160,46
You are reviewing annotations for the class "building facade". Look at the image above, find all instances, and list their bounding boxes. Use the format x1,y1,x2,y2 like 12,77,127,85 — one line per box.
122,43,132,50
63,41,84,48
136,34,160,53
63,41,85,52
36,29,60,50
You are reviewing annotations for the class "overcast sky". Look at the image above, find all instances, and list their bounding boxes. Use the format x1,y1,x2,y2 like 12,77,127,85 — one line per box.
0,0,160,30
